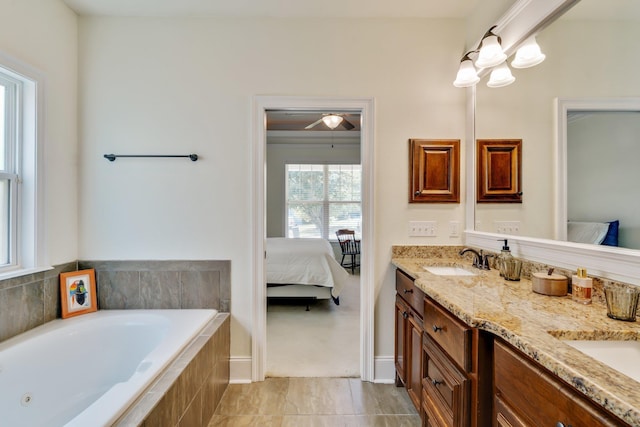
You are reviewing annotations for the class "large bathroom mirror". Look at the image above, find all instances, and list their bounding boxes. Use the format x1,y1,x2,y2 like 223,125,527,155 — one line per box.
467,0,640,284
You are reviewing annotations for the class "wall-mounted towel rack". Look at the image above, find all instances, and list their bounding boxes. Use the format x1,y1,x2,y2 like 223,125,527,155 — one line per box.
104,154,199,162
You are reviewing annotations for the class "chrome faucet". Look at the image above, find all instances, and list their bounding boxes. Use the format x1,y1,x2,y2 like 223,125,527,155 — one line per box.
459,247,492,270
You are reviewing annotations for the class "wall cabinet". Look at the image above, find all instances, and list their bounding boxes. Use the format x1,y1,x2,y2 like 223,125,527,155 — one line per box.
395,269,426,412
494,339,627,427
476,139,522,203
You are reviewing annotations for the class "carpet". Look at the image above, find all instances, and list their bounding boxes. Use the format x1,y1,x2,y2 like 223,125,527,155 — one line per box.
266,273,360,377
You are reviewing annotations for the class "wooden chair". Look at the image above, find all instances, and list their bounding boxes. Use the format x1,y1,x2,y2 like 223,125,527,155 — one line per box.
336,229,360,273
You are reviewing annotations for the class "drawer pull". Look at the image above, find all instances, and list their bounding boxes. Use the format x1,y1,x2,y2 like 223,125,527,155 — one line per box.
402,311,409,319
432,325,443,332
556,423,572,427
431,379,443,386
403,288,413,294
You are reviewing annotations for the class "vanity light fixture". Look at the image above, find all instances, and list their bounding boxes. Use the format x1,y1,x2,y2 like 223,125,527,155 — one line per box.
322,114,344,129
475,26,507,69
511,35,546,68
487,62,516,88
453,52,481,88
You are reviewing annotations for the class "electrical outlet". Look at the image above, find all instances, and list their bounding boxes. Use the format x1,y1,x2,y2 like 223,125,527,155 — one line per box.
449,221,460,237
494,221,521,235
408,221,437,237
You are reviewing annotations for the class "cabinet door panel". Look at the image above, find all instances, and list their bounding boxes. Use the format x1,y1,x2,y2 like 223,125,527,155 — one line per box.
395,296,409,384
407,312,423,409
494,339,626,427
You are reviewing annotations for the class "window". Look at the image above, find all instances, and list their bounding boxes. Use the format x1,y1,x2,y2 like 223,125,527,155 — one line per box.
0,72,19,268
0,57,43,276
286,164,361,240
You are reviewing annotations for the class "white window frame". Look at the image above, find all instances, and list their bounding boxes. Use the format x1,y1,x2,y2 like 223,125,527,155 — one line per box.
285,163,361,241
0,52,46,278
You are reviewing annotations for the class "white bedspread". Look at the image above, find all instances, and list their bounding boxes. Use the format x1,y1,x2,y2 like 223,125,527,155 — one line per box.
266,238,349,297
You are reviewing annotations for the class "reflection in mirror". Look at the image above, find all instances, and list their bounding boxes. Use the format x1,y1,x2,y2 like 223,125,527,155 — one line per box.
474,0,640,253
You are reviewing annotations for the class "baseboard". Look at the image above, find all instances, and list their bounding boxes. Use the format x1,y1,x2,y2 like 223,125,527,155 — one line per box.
230,355,396,384
373,356,395,383
230,356,252,384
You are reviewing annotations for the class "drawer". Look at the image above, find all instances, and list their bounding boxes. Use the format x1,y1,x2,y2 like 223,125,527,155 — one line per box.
396,269,425,318
494,339,625,426
422,334,469,427
423,297,471,371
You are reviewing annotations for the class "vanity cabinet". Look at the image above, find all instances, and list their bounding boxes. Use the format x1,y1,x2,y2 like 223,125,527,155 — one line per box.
493,339,627,427
395,269,426,412
422,296,492,427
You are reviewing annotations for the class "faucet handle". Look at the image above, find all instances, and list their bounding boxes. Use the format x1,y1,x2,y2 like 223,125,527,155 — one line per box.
481,253,494,270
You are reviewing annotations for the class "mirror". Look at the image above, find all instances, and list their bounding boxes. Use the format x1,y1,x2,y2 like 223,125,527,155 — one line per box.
474,0,640,251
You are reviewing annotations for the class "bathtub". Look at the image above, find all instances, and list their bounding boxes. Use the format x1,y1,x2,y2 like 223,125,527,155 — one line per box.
0,309,217,427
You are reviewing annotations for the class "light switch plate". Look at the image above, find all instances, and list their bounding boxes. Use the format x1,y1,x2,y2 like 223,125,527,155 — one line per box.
409,221,437,237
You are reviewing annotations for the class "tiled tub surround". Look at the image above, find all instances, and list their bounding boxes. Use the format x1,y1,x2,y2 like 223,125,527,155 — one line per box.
115,313,230,427
78,260,230,312
0,262,77,342
392,245,640,426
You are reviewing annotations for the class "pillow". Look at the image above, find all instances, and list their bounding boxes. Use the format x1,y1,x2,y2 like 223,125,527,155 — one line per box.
601,220,619,247
567,221,610,245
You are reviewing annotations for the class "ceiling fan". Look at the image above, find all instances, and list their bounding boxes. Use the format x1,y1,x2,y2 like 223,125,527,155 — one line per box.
304,113,355,130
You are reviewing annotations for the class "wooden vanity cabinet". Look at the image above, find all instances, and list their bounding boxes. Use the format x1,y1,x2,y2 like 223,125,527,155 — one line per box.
493,339,627,427
395,269,426,412
422,296,492,427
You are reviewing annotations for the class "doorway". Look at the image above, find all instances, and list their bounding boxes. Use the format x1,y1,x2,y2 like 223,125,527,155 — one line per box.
252,96,375,382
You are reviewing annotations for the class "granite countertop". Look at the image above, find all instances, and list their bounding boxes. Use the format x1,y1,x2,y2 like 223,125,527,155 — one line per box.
392,255,640,426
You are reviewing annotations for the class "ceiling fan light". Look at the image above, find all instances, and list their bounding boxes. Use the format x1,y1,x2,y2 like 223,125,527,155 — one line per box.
453,59,480,87
487,62,515,88
511,36,546,68
322,114,343,129
475,35,507,69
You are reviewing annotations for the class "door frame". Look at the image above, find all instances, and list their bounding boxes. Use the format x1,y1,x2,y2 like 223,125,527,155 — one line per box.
251,96,375,381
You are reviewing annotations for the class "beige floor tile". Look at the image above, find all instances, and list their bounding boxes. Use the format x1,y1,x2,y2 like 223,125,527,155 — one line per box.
214,378,289,416
284,378,355,415
281,415,362,427
355,415,422,426
349,380,418,415
208,415,283,426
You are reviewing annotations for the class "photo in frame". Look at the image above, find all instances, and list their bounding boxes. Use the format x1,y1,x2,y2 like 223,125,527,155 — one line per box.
60,269,97,319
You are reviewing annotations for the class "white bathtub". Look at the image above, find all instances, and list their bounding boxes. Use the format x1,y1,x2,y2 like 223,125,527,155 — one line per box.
0,309,217,427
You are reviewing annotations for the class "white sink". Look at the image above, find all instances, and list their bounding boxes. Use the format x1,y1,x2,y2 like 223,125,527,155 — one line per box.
423,266,476,276
563,340,640,382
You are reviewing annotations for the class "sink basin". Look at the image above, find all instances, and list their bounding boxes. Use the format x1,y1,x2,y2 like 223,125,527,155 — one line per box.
423,266,476,276
563,340,640,382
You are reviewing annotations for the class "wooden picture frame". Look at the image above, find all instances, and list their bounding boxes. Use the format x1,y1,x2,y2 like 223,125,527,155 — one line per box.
60,269,97,319
477,139,522,203
409,139,460,203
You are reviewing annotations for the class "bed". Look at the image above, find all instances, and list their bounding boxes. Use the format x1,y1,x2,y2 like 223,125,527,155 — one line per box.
266,237,350,304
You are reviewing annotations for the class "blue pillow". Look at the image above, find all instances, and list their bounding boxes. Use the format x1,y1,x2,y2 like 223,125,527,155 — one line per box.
601,220,619,246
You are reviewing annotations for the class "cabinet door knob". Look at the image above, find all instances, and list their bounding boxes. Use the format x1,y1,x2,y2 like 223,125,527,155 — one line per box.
431,379,443,386
414,191,421,196
403,289,413,294
556,423,572,427
402,311,409,319
432,325,443,332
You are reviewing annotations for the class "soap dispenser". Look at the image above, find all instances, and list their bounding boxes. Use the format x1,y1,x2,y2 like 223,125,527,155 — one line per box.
496,239,513,278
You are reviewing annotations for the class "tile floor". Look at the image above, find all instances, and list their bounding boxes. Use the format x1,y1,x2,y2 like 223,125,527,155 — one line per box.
208,377,420,426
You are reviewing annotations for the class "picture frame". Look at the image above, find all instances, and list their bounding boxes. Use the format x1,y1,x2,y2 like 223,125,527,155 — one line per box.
60,269,98,319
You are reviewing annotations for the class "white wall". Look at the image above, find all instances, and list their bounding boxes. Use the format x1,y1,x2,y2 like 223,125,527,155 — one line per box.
567,112,640,249
77,16,467,378
0,0,78,265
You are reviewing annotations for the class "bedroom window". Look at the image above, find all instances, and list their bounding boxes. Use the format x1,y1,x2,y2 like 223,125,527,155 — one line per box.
286,164,361,240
